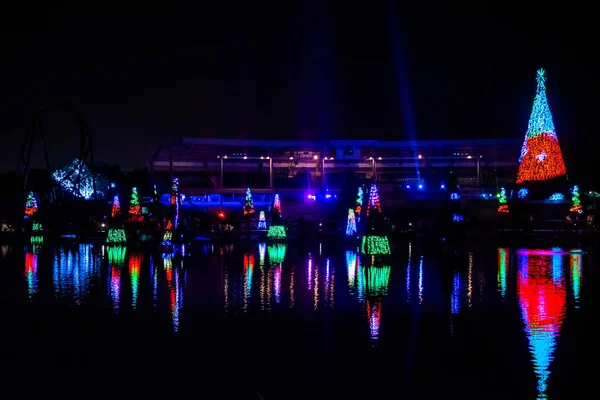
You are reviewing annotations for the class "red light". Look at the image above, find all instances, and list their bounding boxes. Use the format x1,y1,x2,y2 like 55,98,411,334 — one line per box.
218,211,225,219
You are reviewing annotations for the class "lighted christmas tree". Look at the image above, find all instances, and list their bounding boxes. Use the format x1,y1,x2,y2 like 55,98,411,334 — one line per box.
111,194,121,218
355,186,363,214
366,184,381,216
570,185,582,213
267,193,286,239
346,208,357,236
516,69,567,184
162,220,173,246
107,194,126,245
498,187,509,213
244,187,255,215
257,211,267,229
128,187,141,220
170,178,180,228
272,193,281,215
24,191,38,216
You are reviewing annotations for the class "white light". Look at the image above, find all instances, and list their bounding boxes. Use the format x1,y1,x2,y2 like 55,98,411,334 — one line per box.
243,156,247,159
101,223,105,227
289,157,294,160
418,154,422,159
467,155,472,159
313,155,318,160
378,157,382,160
224,155,228,158
418,184,423,189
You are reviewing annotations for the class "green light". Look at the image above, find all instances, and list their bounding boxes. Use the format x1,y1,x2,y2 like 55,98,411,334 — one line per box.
32,222,43,232
107,228,127,244
267,225,286,239
267,243,287,264
107,246,127,265
361,235,391,255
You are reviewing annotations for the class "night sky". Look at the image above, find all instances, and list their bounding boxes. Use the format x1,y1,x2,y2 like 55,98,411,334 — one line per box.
0,2,593,176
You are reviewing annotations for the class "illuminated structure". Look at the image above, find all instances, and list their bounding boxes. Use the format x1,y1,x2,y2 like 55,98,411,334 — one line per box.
517,249,566,399
162,220,174,247
24,191,38,217
52,158,104,199
170,178,181,228
106,194,127,245
267,243,287,265
361,183,390,255
149,137,520,197
357,259,391,345
257,211,267,229
345,208,357,236
516,69,567,184
128,187,142,222
267,193,286,240
244,187,254,215
498,187,509,213
569,185,582,213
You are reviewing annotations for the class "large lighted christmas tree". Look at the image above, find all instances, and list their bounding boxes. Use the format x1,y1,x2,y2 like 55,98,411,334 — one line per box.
366,184,381,216
361,183,390,255
244,187,254,215
267,193,286,240
25,191,38,216
516,69,567,184
128,187,142,221
346,208,357,236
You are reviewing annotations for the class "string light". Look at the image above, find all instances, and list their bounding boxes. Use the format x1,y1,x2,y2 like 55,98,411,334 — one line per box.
128,187,142,221
24,191,38,216
498,187,509,213
366,184,381,216
244,187,255,215
267,225,286,240
257,211,267,229
569,185,582,213
107,228,127,244
346,208,357,236
516,69,567,184
360,235,391,255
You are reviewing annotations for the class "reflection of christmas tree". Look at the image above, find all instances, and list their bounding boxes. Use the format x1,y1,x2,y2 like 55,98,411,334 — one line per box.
569,185,582,213
25,191,38,216
162,220,174,246
244,188,254,215
346,208,357,236
498,187,509,213
128,187,142,221
516,69,567,184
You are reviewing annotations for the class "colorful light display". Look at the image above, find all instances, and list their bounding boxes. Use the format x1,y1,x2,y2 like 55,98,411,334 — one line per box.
450,192,460,200
272,193,281,215
267,243,287,265
548,192,564,201
346,208,357,236
257,211,267,229
52,159,105,199
570,252,582,308
569,185,582,213
128,187,142,221
497,248,509,298
366,184,381,216
107,245,127,266
107,228,127,244
518,188,529,199
244,187,254,215
267,225,286,240
517,250,567,399
170,178,180,228
111,194,121,218
516,69,567,184
346,250,358,294
25,191,38,216
129,253,142,309
25,252,38,299
498,187,509,213
162,220,174,246
32,222,43,232
355,186,363,214
243,253,254,310
53,244,99,305
360,235,391,255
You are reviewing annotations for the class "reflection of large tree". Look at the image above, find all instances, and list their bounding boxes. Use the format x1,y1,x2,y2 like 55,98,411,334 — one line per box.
357,257,391,344
517,252,566,399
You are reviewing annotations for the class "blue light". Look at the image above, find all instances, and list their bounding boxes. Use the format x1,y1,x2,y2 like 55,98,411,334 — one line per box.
418,184,423,189
406,185,410,189
110,183,115,188
440,184,445,189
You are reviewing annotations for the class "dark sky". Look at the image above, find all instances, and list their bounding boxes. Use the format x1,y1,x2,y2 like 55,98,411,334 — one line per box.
0,2,593,175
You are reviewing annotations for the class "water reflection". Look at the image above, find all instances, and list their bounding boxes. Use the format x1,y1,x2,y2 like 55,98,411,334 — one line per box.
243,253,254,311
107,246,126,310
163,252,184,332
517,249,567,400
129,253,142,308
358,255,391,345
498,248,509,298
25,250,39,299
570,252,582,308
53,244,99,304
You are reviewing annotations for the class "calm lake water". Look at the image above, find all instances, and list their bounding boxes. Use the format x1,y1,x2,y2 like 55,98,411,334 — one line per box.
1,240,596,399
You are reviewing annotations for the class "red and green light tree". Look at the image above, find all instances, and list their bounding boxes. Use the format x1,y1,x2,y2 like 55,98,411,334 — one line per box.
25,191,38,216
128,187,142,221
111,194,121,218
498,187,509,213
244,187,254,215
516,69,567,184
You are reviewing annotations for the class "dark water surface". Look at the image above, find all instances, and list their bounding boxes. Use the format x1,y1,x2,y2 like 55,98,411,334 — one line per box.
1,241,597,399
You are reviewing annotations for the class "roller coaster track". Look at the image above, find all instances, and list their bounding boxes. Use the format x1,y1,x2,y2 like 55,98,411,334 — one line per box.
16,101,96,207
